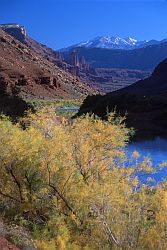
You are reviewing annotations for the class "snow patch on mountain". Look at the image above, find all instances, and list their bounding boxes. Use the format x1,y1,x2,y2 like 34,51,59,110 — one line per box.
61,36,165,51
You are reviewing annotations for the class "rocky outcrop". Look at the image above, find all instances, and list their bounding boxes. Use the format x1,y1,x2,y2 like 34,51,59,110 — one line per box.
36,76,60,89
0,23,26,37
68,51,90,77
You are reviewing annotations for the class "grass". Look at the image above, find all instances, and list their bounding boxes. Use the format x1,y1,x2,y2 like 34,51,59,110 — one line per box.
26,99,83,118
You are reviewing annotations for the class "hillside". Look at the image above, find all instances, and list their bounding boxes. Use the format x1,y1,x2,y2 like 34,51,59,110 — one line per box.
0,24,65,67
0,28,96,100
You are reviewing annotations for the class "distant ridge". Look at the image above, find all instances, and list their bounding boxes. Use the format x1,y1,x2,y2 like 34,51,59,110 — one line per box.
62,43,167,71
113,58,167,96
61,35,166,51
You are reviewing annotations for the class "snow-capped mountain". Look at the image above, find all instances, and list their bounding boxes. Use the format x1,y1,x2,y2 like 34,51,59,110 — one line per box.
61,36,165,51
75,36,146,50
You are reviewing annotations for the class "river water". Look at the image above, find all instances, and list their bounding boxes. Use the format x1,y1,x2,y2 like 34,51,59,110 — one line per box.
127,137,167,184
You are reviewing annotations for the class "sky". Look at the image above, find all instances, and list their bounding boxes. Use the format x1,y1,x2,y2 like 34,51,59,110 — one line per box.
0,0,167,49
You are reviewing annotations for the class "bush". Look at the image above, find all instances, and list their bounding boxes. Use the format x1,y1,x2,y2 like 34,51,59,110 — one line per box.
0,111,166,249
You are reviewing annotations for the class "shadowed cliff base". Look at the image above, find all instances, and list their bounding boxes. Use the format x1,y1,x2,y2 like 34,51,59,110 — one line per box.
76,58,167,140
76,94,167,140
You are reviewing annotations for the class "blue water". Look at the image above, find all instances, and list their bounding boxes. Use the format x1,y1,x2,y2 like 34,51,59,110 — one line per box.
57,107,79,111
127,137,167,184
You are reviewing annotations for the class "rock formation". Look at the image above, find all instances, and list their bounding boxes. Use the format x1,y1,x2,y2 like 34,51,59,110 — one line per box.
68,50,91,77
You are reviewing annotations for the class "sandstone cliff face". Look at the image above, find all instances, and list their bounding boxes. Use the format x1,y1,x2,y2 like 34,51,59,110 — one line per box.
0,24,69,71
0,28,96,100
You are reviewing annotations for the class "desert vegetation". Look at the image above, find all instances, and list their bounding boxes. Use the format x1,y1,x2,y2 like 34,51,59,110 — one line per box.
0,110,166,249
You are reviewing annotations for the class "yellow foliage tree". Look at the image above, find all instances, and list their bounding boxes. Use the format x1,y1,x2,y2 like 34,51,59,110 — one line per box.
0,110,166,250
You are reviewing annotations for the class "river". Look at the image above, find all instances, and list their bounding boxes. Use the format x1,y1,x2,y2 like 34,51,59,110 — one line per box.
127,137,167,184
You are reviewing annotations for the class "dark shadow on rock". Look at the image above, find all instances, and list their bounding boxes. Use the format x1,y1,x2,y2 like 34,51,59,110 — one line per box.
75,93,167,141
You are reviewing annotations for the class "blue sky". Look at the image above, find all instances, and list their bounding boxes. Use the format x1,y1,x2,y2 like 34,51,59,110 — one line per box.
0,0,167,49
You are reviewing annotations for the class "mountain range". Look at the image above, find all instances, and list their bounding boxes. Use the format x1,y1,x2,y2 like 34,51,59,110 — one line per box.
61,36,167,51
